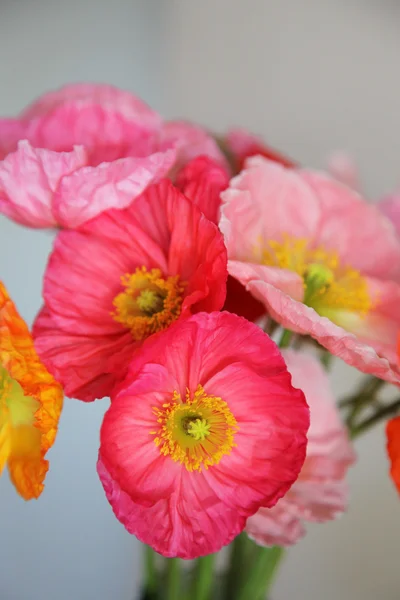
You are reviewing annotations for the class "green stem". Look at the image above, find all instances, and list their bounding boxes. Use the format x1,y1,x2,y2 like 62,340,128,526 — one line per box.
235,545,284,600
190,554,216,600
165,558,180,600
351,397,400,439
223,534,250,600
320,351,333,371
339,376,385,408
144,546,158,599
278,328,293,349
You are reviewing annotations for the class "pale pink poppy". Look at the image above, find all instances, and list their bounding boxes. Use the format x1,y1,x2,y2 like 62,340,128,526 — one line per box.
220,156,400,384
0,84,227,229
97,312,309,558
0,140,174,228
246,350,355,546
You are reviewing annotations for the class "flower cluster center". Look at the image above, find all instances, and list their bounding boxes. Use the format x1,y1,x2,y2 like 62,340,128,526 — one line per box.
112,267,185,340
151,385,238,472
261,236,372,315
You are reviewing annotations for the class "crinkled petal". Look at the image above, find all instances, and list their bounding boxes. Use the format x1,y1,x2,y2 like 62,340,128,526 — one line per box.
98,458,244,559
21,83,162,130
35,181,227,401
246,502,305,547
21,84,162,166
0,140,87,227
33,307,134,402
53,149,176,228
99,312,309,557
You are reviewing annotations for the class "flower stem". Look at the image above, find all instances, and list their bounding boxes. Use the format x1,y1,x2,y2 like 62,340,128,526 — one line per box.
165,558,180,600
235,545,284,600
223,534,250,600
278,328,293,349
351,397,400,439
320,351,333,370
140,546,158,600
190,554,216,600
339,376,384,408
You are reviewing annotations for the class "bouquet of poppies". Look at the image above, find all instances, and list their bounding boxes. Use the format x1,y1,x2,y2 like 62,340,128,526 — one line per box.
1,84,399,600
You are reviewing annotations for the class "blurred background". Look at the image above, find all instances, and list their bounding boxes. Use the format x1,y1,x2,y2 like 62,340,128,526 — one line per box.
0,1,399,599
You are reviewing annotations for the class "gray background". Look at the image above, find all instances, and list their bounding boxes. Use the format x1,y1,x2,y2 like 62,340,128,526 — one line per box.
0,1,399,599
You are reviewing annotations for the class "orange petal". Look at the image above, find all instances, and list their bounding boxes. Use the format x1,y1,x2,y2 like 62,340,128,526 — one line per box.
0,281,63,498
8,455,49,500
386,416,400,494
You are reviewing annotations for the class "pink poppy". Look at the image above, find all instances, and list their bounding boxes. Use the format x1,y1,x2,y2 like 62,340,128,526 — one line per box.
224,128,296,172
1,83,162,165
220,157,400,384
0,84,227,229
0,140,175,229
32,180,228,401
246,350,355,546
175,154,229,223
379,195,400,238
97,312,309,558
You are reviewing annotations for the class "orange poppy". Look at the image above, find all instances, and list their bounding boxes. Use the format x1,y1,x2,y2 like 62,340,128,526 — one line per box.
0,282,63,499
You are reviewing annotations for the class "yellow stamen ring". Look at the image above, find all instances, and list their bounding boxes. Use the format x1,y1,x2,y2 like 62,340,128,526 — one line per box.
261,235,372,315
151,385,238,472
112,267,185,340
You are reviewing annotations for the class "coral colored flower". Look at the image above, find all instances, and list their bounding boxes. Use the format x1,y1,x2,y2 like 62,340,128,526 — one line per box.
33,180,228,402
0,282,63,499
386,416,400,495
246,350,355,546
220,157,400,384
224,128,296,172
379,195,400,238
97,312,309,558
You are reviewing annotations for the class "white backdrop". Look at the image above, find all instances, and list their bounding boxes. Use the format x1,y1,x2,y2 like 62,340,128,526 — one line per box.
1,1,400,599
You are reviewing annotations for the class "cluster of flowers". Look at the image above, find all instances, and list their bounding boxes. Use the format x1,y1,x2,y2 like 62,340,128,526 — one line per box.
0,84,399,559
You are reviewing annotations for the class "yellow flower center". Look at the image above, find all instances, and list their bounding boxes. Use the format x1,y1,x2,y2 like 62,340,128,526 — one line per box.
0,364,41,471
261,236,372,318
112,267,185,340
151,385,238,472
